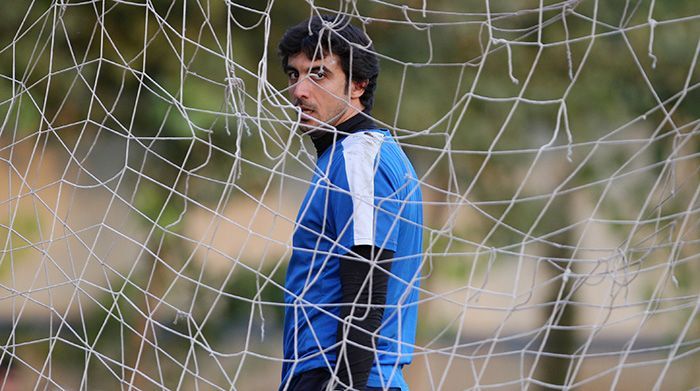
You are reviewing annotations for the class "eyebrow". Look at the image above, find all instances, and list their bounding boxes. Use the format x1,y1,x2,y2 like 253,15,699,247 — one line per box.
284,65,331,75
309,66,329,74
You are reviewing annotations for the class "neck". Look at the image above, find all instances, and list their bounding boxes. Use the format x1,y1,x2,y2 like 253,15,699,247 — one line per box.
333,102,363,127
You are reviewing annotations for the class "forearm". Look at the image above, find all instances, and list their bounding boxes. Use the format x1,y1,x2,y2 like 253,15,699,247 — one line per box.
334,245,393,390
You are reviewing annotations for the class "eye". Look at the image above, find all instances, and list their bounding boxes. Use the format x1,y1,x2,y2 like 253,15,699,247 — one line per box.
287,71,299,81
310,70,326,80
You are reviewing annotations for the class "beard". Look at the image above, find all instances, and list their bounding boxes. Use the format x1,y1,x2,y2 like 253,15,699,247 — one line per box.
294,100,348,138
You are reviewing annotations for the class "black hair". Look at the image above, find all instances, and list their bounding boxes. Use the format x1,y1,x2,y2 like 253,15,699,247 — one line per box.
278,14,380,111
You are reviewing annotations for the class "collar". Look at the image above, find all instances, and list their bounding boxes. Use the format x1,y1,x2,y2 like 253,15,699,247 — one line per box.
310,110,377,157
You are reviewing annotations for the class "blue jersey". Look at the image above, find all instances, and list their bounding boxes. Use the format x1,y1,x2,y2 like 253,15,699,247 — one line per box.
281,129,423,390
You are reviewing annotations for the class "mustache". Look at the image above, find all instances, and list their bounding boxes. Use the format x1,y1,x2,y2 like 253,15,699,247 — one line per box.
293,100,315,111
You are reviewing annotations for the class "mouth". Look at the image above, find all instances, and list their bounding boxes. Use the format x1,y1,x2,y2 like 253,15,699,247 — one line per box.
297,107,315,121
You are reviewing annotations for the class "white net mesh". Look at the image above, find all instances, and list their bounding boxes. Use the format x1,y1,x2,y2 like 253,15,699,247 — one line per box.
1,0,699,389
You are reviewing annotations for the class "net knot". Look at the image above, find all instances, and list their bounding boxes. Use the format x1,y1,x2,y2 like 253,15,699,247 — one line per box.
562,267,572,283
648,18,658,27
174,310,190,325
225,76,244,90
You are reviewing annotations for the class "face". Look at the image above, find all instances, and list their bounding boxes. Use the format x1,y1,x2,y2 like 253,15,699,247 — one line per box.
285,52,366,134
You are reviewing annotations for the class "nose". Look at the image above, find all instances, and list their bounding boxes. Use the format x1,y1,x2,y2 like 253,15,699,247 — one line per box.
291,76,312,102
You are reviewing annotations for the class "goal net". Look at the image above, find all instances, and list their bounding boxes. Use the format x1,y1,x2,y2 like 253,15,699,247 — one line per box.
1,0,698,389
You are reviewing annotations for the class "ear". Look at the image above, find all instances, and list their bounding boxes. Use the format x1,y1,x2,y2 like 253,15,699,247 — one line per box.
350,79,368,99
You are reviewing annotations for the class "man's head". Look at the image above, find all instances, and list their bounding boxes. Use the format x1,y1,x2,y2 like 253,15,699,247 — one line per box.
278,15,379,133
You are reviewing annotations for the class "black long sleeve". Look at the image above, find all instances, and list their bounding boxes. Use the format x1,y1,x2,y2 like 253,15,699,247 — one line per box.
333,245,393,390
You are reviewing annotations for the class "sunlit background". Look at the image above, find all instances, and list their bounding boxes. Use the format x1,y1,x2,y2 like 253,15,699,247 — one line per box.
1,1,699,389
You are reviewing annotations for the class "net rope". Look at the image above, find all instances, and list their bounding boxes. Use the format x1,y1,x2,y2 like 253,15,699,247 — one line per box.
0,0,698,389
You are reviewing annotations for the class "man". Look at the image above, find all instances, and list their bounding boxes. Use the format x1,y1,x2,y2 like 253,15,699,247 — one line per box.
279,15,423,391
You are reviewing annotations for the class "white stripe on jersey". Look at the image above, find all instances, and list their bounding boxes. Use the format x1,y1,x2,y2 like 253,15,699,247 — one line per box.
341,131,385,246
